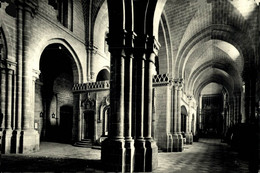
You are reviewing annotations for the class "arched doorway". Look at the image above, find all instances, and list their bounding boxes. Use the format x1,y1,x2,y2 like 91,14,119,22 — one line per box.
181,106,188,133
83,110,95,140
38,43,78,143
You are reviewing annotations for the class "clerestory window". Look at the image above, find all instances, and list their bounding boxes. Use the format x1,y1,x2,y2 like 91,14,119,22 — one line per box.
48,0,73,31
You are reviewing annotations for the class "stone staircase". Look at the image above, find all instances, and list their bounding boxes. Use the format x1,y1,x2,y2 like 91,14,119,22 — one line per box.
74,139,93,148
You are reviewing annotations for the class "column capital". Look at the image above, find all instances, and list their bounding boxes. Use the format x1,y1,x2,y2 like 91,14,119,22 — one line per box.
16,0,38,17
132,34,148,60
125,30,137,49
32,69,40,80
106,29,127,49
187,95,193,100
147,35,160,57
0,59,17,70
173,78,184,89
86,42,98,54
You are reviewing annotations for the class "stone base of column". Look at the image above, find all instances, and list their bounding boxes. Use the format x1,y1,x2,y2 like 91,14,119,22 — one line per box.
178,133,184,152
101,138,126,172
145,139,158,172
185,132,191,145
189,132,193,144
20,130,39,153
11,130,21,153
134,139,146,172
166,133,173,152
2,129,12,154
125,139,135,172
172,133,179,152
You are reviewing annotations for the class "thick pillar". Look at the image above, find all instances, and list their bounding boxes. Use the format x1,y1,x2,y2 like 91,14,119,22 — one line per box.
18,0,39,153
143,36,159,171
134,35,147,172
101,30,126,171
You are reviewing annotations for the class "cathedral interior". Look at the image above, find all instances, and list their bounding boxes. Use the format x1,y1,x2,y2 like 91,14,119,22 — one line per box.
0,0,259,172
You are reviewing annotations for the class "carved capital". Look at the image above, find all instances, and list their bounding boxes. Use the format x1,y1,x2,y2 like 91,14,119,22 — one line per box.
32,69,41,81
106,29,127,50
147,36,160,56
0,59,16,70
187,95,193,100
16,0,38,17
125,31,137,49
173,78,183,89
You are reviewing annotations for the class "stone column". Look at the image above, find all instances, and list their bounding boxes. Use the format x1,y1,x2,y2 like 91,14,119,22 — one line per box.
101,30,126,172
172,80,179,152
18,0,39,153
176,79,184,152
2,60,16,154
2,68,13,154
13,1,23,153
185,96,193,144
0,68,6,131
143,36,159,171
133,35,147,172
124,31,135,173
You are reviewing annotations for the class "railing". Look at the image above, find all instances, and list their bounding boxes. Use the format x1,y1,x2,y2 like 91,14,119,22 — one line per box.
72,80,110,92
153,73,170,86
73,73,171,92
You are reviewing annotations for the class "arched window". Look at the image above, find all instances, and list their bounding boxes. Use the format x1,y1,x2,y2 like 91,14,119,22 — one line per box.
48,0,73,31
96,69,110,81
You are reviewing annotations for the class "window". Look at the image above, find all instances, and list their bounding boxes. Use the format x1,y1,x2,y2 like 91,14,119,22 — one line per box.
48,0,73,31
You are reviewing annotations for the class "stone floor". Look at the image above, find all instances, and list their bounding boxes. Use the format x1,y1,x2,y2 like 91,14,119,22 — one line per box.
0,138,256,172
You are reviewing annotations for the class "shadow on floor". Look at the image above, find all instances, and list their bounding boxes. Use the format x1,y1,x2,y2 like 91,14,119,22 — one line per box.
1,155,103,172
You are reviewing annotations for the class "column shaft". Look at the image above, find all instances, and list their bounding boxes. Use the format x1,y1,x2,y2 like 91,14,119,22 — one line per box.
110,52,125,138
144,53,154,139
22,8,32,130
16,5,23,131
135,56,145,140
6,69,13,130
124,47,133,140
0,68,6,129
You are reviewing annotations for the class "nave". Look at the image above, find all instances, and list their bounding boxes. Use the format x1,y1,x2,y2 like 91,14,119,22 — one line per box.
1,138,253,172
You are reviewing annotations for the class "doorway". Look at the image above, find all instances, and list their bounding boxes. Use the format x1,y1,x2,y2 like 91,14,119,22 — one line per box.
59,106,73,143
84,111,94,139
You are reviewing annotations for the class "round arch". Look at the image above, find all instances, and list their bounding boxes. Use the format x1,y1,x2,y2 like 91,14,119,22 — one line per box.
96,68,110,81
181,105,188,133
37,38,83,83
0,22,13,59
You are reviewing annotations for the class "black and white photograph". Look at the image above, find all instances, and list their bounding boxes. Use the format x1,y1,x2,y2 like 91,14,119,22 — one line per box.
0,0,259,172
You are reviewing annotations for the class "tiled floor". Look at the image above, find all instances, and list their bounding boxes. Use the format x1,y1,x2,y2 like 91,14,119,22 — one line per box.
0,138,254,172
